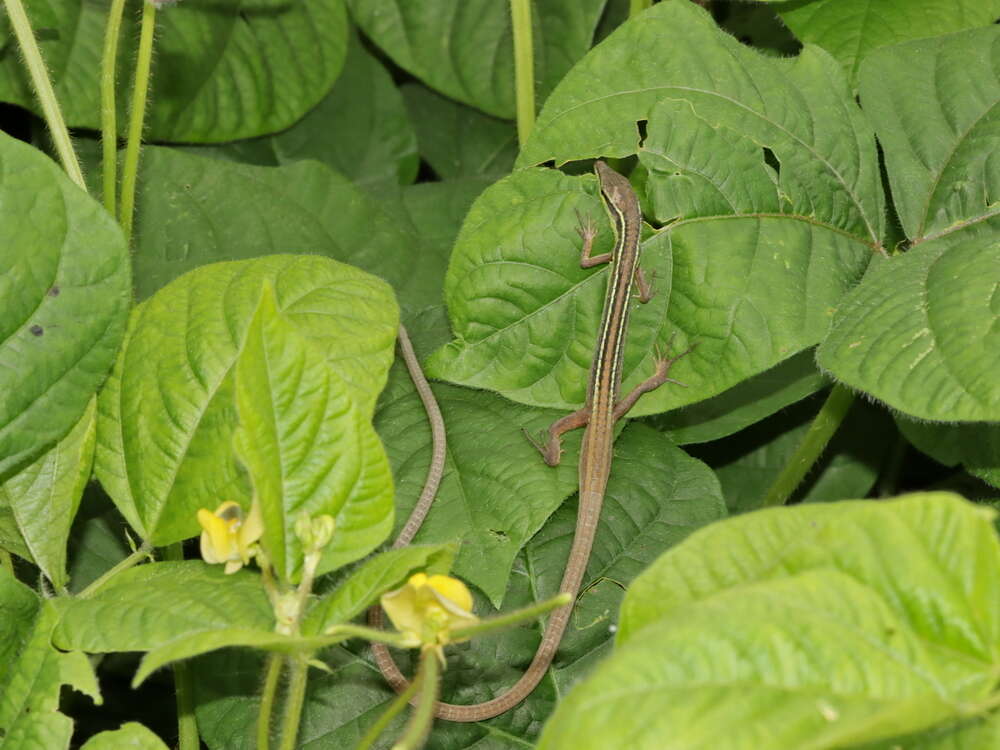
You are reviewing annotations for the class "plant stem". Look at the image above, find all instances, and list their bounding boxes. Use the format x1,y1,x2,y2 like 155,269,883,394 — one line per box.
353,667,421,750
761,384,856,508
450,592,571,641
391,648,439,750
120,0,157,243
322,623,416,648
278,656,309,750
100,0,129,216
257,653,283,750
629,0,651,16
0,548,13,575
164,543,199,750
77,541,153,598
509,0,535,146
2,0,85,190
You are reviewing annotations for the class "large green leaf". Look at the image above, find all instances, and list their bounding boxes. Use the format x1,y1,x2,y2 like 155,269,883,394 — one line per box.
94,255,397,546
0,570,93,750
347,0,605,119
186,31,418,190
818,236,1000,421
233,284,394,582
0,399,95,588
129,146,463,312
0,132,129,479
856,27,1000,243
776,0,1000,91
79,723,169,750
539,493,1000,750
898,418,1000,491
0,0,348,142
53,561,273,653
400,83,517,180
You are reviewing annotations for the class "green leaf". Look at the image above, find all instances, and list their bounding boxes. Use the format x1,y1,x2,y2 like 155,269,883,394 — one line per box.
400,83,517,180
0,571,75,750
0,132,129,479
347,0,606,119
857,26,1000,242
651,350,829,445
129,146,453,311
541,494,1000,750
777,0,1000,91
95,255,397,546
519,1,884,248
232,284,395,582
898,418,1000,491
301,544,455,635
818,236,1000,421
858,712,1000,749
65,489,133,595
53,561,273,653
0,0,348,142
0,399,95,588
376,351,582,605
79,723,169,750
185,31,418,189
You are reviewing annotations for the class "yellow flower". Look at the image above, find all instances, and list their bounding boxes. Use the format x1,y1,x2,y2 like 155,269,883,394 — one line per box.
380,573,478,652
197,501,263,574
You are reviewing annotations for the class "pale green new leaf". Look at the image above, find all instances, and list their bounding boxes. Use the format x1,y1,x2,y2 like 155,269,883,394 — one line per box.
347,0,605,118
857,27,1000,242
79,723,169,750
94,255,397,546
540,493,1000,750
53,561,273,653
777,0,1000,91
0,571,75,750
0,132,129,479
0,0,348,142
301,544,455,635
0,399,95,588
818,237,1000,421
233,284,394,582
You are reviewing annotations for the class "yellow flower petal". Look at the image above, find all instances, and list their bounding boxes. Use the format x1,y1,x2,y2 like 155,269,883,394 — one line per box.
196,501,262,573
380,572,478,648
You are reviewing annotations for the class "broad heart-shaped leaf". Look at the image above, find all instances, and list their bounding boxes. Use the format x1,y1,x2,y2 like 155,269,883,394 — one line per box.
130,146,460,312
0,569,94,750
898,418,1000,491
818,236,1000,421
857,27,1000,243
777,0,1000,91
233,284,394,582
53,561,273,653
0,398,95,588
0,0,347,142
185,31,418,191
94,255,397,547
347,0,605,119
518,1,884,247
79,723,169,750
301,544,455,635
0,132,129,479
540,493,1000,750
427,163,872,414
400,83,518,180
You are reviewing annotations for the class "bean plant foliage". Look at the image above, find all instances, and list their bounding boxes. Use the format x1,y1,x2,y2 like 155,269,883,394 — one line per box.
0,0,998,749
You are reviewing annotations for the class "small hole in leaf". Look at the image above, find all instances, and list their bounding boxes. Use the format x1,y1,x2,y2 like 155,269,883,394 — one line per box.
636,119,649,148
489,529,509,542
762,147,780,175
29,324,43,337
48,285,60,296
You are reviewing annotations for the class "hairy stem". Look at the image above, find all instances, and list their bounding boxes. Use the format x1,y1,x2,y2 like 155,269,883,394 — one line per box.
257,653,283,750
2,0,85,189
450,592,570,641
100,0,129,215
354,666,422,750
77,541,153,598
120,0,157,242
762,384,856,508
509,0,535,145
163,543,199,750
392,648,439,750
278,656,309,750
